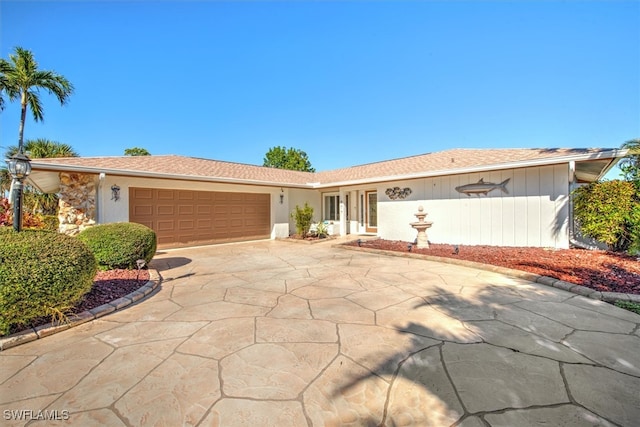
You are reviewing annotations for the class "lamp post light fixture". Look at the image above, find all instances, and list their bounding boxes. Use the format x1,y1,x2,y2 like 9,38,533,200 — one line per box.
6,150,32,232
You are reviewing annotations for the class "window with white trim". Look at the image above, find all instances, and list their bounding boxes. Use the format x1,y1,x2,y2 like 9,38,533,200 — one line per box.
323,194,340,221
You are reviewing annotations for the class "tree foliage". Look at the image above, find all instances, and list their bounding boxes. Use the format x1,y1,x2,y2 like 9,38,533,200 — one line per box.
0,47,74,151
6,138,78,159
573,180,639,252
3,139,78,214
124,147,151,156
263,146,315,172
618,138,639,189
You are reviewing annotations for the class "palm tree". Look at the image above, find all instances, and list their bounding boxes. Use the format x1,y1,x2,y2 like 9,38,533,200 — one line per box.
4,139,78,214
6,138,78,159
0,60,11,111
0,47,74,153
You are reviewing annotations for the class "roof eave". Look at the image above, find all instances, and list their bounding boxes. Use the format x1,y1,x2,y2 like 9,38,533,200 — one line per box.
28,148,628,189
313,149,628,188
27,163,315,189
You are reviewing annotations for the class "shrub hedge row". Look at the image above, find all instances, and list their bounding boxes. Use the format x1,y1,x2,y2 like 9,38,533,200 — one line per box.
1,222,157,335
0,228,97,335
77,222,157,270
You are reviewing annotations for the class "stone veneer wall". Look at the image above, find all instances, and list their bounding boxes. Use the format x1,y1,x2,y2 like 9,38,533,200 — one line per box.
58,172,97,235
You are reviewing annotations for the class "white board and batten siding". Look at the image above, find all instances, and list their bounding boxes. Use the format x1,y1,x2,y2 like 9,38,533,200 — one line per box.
376,164,570,248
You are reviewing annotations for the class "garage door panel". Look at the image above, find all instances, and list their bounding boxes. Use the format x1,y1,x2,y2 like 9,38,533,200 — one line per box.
196,219,212,229
157,205,175,215
134,205,153,216
157,190,175,200
197,192,213,202
130,187,271,247
197,205,211,215
133,188,153,199
157,220,176,231
179,219,195,229
178,205,194,215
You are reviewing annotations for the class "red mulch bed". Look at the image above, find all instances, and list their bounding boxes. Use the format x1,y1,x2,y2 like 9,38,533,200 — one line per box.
345,239,640,295
6,269,150,336
74,269,151,313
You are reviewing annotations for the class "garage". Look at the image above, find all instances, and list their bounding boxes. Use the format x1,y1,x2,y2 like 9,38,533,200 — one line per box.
129,187,271,247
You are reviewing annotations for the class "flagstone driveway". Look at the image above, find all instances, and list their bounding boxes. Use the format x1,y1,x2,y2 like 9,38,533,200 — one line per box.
1,240,639,426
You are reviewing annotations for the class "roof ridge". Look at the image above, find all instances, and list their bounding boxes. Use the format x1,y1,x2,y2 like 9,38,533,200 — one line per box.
180,155,315,174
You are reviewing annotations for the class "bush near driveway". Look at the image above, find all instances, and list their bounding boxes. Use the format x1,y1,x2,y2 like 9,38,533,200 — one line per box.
0,228,97,336
291,203,314,237
573,180,640,253
77,222,157,270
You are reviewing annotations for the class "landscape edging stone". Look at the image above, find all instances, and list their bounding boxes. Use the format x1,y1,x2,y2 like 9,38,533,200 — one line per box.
336,244,636,305
0,269,161,351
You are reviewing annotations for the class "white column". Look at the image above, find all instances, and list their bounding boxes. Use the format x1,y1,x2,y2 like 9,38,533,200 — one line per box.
339,189,346,236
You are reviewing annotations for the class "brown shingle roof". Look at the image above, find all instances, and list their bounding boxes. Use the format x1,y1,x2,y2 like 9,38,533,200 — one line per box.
314,148,618,184
29,148,622,188
31,155,317,186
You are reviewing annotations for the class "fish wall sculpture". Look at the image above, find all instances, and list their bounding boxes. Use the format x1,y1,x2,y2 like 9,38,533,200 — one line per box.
455,178,510,196
385,187,412,200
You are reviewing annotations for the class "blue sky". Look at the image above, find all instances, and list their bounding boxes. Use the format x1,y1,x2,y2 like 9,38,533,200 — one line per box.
1,1,638,174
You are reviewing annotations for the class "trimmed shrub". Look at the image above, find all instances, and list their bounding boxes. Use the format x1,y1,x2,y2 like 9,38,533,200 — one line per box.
573,180,639,252
77,222,157,270
0,228,97,335
42,215,59,231
291,203,314,236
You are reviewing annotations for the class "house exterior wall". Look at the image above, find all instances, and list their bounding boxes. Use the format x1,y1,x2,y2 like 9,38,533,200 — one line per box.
287,188,322,235
342,164,571,248
96,175,318,240
66,163,569,247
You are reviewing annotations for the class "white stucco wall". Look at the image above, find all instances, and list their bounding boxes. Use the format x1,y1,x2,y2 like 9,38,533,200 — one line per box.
342,164,570,248
95,175,317,240
287,188,322,235
93,163,570,248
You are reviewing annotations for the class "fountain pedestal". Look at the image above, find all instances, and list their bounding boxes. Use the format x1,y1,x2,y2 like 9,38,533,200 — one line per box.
410,206,433,249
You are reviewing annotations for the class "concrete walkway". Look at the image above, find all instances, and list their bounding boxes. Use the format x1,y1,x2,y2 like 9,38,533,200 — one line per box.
1,240,639,426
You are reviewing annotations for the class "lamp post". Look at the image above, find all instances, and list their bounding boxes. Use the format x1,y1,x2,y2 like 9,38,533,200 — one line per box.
6,150,32,232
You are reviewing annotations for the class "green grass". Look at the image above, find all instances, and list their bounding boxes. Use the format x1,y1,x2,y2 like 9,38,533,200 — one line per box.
615,300,640,315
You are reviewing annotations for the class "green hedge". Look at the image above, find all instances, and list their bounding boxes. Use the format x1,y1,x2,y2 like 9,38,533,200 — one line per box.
42,215,59,231
77,222,157,270
0,228,97,335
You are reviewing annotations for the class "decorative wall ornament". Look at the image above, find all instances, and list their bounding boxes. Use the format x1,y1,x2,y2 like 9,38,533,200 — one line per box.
385,187,412,200
455,178,510,196
111,184,121,201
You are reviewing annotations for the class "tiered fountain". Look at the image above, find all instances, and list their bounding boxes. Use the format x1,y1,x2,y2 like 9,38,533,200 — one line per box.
410,205,433,249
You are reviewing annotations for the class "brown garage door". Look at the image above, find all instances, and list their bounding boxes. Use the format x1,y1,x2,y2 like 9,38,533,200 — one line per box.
129,187,271,247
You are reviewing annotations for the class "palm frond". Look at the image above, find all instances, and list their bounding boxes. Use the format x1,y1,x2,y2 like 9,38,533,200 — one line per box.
26,91,44,122
33,70,74,104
